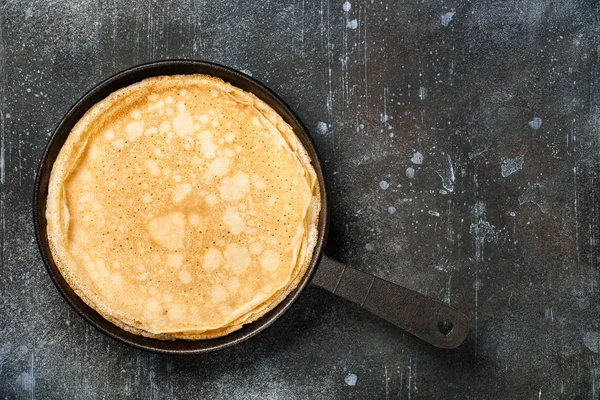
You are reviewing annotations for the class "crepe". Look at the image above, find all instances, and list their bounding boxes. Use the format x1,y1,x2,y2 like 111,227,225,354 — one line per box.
46,74,320,339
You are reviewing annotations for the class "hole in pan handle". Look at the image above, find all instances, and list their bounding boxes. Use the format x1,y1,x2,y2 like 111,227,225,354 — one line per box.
311,256,470,349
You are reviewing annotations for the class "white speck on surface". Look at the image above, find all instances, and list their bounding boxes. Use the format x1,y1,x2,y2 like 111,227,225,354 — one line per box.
470,200,497,263
470,219,496,262
365,243,374,251
17,371,35,392
379,180,390,190
347,19,358,29
441,11,456,26
473,200,485,217
509,211,516,217
583,331,600,353
342,1,351,12
473,279,483,291
519,183,547,213
436,154,455,192
501,154,524,177
411,151,424,165
544,307,554,323
388,206,396,214
435,261,450,272
345,373,357,386
406,167,415,179
528,117,542,130
443,276,452,304
418,86,427,100
316,121,328,135
428,210,440,217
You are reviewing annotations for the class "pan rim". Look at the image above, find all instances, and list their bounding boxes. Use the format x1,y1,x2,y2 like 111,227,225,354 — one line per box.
32,59,329,355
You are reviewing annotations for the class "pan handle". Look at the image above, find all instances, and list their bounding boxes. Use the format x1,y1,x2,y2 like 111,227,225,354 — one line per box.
311,255,469,349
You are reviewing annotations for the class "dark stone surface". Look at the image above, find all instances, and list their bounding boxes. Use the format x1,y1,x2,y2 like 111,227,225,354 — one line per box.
1,0,599,398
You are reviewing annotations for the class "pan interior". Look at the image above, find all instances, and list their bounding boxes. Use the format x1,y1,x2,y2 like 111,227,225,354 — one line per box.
42,71,322,342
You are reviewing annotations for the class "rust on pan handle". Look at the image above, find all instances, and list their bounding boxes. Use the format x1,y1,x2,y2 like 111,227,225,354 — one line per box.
312,256,469,349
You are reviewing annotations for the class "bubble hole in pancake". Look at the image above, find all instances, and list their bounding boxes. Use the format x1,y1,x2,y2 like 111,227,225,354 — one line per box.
46,75,320,340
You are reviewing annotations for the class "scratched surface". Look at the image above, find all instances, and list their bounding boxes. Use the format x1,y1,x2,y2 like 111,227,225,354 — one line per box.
1,0,599,398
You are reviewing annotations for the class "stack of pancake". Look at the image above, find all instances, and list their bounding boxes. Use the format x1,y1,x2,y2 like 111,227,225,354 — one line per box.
46,75,320,339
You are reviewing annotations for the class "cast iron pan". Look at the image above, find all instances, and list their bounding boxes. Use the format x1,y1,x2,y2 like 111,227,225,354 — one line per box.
33,60,469,354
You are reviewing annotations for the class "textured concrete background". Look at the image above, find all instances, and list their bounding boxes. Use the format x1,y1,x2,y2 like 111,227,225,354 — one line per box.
1,0,599,398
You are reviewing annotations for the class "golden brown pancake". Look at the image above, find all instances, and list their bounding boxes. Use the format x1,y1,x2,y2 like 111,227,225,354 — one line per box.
46,74,320,339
